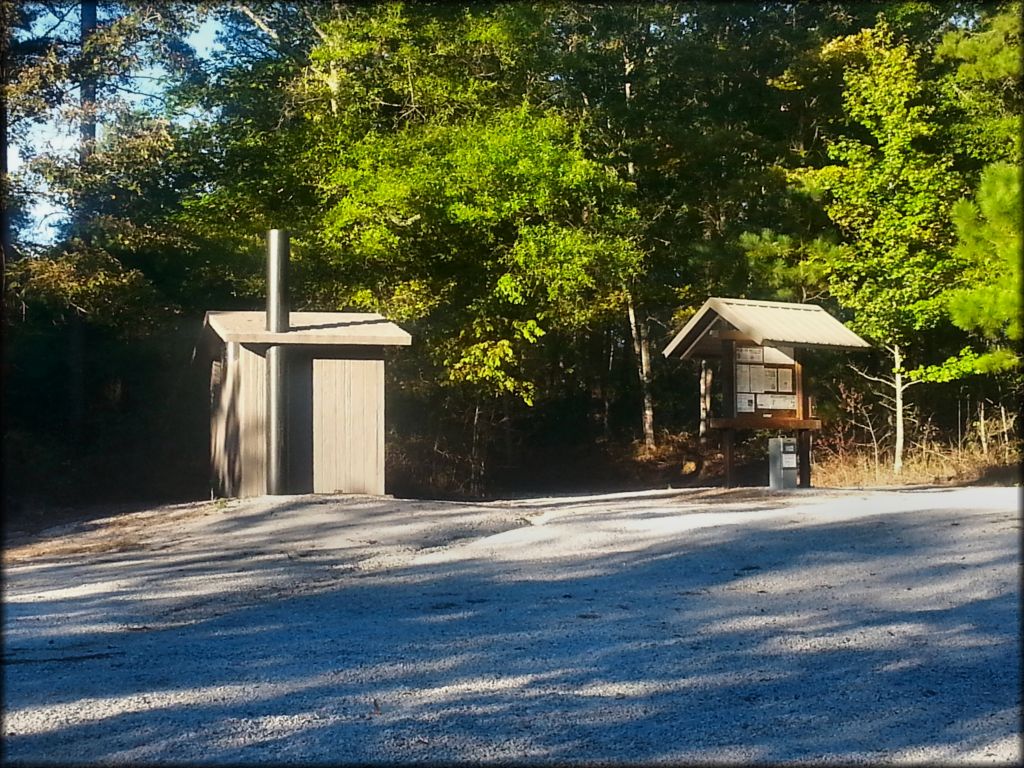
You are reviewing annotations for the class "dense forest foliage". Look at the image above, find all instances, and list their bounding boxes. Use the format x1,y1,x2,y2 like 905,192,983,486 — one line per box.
2,1,1020,509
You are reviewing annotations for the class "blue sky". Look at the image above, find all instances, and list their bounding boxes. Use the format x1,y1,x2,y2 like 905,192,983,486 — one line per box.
10,14,222,245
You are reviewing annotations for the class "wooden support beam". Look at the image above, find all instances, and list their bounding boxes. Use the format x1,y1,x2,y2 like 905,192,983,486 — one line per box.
798,429,812,488
721,340,736,418
794,350,805,420
710,417,821,430
699,358,709,445
722,429,735,488
711,330,759,342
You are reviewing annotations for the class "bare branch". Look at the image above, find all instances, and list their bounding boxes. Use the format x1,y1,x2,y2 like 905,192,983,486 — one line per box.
847,363,894,388
310,20,329,42
235,3,280,43
35,4,79,43
298,3,332,41
107,83,169,103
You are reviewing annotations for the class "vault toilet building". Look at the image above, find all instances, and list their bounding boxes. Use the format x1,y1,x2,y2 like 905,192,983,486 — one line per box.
201,231,411,497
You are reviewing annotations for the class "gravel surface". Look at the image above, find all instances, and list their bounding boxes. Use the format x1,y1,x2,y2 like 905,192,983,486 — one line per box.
2,485,1020,765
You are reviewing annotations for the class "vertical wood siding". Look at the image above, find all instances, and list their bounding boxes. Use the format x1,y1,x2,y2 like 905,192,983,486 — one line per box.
210,343,390,498
209,357,224,496
238,344,267,497
210,342,241,497
312,358,384,495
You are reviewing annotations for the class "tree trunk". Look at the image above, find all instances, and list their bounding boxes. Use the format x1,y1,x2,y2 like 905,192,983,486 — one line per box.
68,314,87,443
501,392,515,469
999,402,1009,462
602,330,613,440
68,0,99,445
0,1,12,274
79,0,98,230
978,399,988,457
80,0,97,166
469,402,486,496
699,359,711,445
957,392,963,457
0,10,11,432
892,343,905,475
627,295,656,451
620,28,655,452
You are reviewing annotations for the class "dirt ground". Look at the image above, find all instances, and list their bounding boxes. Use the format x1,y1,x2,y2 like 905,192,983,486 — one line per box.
2,485,1020,765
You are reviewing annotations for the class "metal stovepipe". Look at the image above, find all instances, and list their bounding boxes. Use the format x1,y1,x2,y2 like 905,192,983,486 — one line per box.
266,229,289,495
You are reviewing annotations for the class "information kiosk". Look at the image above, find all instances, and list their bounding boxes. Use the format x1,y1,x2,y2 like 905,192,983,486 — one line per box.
662,297,869,487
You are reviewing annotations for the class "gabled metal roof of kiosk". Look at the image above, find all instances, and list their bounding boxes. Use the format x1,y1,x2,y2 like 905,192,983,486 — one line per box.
204,311,412,346
662,297,869,360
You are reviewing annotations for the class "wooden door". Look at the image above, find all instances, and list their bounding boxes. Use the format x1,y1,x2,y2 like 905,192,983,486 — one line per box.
312,358,385,495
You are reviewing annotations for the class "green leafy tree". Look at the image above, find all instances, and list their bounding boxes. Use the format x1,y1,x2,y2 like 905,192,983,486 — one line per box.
540,3,885,447
177,4,646,489
9,1,1012,503
910,3,1023,381
789,22,968,474
935,1,1022,169
3,1,209,507
943,162,1021,372
314,104,643,406
5,2,206,318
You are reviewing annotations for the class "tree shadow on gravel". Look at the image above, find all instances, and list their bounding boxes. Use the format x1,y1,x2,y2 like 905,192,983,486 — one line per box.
2,499,1020,765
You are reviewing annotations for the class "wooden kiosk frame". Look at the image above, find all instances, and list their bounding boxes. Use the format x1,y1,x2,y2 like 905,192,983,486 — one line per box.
663,297,869,487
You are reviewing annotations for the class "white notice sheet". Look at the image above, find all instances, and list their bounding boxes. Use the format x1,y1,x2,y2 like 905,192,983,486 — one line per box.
776,394,798,409
757,393,798,410
777,368,793,393
736,364,751,393
736,346,763,363
749,365,766,394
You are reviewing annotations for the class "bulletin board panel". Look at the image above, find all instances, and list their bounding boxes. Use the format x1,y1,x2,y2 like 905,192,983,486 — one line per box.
733,343,799,420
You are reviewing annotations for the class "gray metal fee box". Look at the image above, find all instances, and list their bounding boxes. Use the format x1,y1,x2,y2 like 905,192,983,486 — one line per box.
769,437,799,489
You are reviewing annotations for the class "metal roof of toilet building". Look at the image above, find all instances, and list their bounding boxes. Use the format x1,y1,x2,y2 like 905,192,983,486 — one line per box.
204,311,412,347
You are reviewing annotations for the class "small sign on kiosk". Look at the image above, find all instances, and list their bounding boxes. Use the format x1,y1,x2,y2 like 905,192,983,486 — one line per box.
662,297,870,488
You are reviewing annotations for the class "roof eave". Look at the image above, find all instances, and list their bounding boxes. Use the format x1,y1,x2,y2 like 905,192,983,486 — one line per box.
708,299,766,345
202,310,413,347
216,332,413,346
761,338,870,351
662,299,720,358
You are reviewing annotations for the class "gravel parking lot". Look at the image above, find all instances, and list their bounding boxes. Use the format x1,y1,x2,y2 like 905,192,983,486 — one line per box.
2,485,1020,765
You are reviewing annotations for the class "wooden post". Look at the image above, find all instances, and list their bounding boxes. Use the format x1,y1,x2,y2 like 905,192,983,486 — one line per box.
699,358,709,445
721,341,736,418
793,349,811,487
721,341,736,487
798,429,811,488
723,429,735,488
793,351,805,420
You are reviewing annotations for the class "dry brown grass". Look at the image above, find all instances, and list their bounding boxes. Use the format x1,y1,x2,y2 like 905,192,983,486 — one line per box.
2,501,224,564
813,442,1020,488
